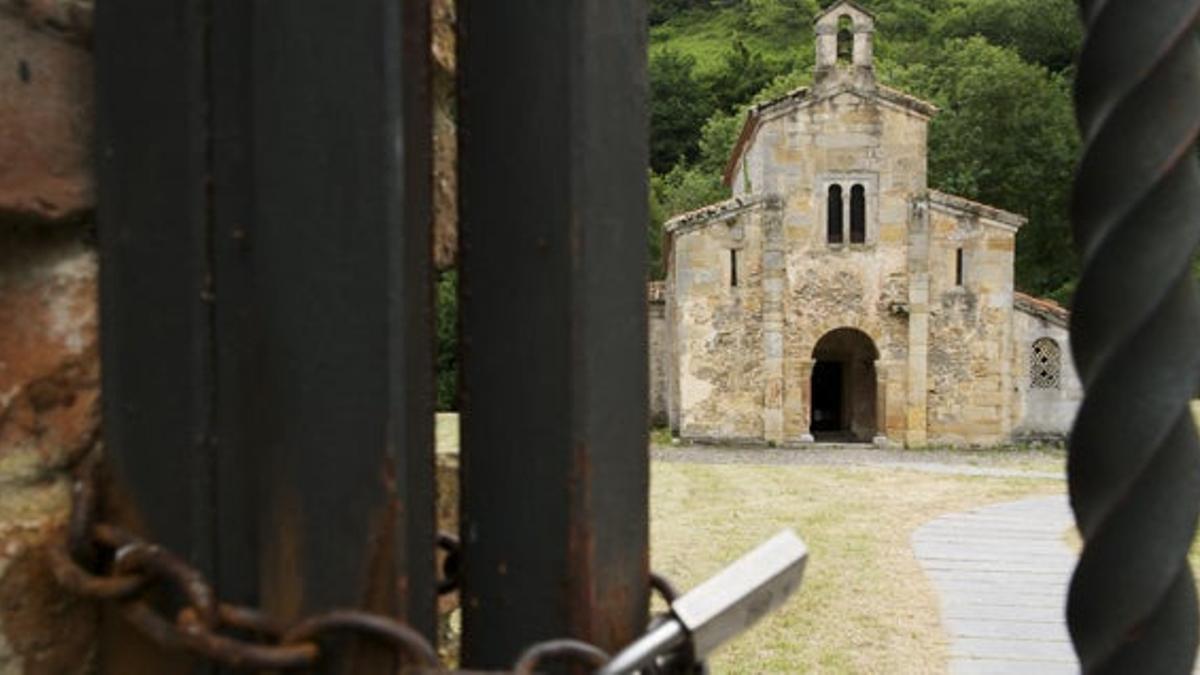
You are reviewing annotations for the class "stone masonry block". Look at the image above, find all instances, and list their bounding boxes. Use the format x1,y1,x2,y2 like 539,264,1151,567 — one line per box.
0,11,93,225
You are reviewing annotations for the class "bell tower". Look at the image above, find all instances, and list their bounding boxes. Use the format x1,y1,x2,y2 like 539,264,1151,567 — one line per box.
813,0,876,91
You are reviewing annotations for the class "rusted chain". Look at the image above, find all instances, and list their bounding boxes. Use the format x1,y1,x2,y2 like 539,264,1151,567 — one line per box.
1069,0,1200,671
283,609,441,669
48,453,438,672
511,638,610,675
52,454,691,672
649,572,680,606
113,540,218,628
45,540,146,599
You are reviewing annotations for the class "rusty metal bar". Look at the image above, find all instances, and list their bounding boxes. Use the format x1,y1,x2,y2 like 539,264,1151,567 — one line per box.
457,0,650,668
1068,0,1200,671
97,1,435,672
95,1,212,670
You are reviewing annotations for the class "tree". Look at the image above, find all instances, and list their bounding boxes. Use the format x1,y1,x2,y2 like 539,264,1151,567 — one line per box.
884,37,1080,297
650,48,715,172
935,0,1081,73
704,39,790,114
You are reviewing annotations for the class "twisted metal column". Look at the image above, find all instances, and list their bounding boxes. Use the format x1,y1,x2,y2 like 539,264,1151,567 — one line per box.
1069,1,1200,671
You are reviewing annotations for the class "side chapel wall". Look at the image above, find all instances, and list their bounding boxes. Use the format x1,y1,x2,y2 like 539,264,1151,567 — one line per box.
669,204,773,442
925,202,1018,444
1011,310,1082,438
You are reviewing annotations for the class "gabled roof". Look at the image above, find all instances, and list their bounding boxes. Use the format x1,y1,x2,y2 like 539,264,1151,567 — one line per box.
721,84,939,186
1015,292,1070,328
664,193,782,236
814,0,876,22
927,190,1026,231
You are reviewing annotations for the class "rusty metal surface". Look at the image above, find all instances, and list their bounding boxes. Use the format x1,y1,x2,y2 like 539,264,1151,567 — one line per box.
96,0,436,671
50,465,440,672
1068,0,1200,671
457,0,650,668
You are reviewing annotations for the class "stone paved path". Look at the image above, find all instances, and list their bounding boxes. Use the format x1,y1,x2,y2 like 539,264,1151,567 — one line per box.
912,495,1078,674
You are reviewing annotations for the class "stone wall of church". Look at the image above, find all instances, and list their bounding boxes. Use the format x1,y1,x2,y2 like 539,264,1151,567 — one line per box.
742,94,929,443
668,202,774,443
925,204,1017,445
1011,310,1081,439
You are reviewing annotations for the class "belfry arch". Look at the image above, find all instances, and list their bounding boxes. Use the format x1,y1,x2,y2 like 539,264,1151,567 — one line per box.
810,328,879,442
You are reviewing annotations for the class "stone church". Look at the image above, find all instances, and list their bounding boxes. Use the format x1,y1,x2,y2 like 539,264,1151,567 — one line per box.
652,0,1082,447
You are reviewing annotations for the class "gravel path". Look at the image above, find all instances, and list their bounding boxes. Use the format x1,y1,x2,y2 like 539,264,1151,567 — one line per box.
913,495,1077,673
651,444,1065,480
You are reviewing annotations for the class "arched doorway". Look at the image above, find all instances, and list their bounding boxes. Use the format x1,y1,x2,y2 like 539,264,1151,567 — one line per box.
810,328,879,442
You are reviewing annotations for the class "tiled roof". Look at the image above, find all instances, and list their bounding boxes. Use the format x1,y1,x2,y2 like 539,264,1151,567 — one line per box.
663,193,782,235
928,190,1026,230
1015,292,1070,328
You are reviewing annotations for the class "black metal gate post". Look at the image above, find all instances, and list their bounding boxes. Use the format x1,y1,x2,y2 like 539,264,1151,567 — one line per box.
1068,1,1200,671
96,1,435,672
458,0,651,668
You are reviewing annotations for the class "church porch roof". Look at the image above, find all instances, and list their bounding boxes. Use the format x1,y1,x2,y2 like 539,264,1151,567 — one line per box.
927,189,1027,231
663,192,782,236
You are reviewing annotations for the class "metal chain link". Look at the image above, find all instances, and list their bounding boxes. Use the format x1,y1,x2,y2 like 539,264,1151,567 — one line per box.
49,453,694,673
48,454,440,671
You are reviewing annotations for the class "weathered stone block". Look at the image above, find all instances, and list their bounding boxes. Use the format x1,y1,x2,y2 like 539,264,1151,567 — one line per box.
0,232,97,674
0,13,93,225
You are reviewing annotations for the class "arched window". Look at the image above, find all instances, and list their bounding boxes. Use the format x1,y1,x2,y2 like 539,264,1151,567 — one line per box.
1030,338,1062,389
837,16,853,64
827,184,844,243
850,184,866,243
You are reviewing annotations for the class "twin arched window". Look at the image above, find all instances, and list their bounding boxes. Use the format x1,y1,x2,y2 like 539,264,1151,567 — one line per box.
827,183,866,244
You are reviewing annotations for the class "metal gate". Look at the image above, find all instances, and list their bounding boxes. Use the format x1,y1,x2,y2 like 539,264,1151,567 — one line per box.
50,0,1200,672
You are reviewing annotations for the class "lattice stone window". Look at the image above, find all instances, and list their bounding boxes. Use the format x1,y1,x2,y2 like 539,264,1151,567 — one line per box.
1030,338,1062,389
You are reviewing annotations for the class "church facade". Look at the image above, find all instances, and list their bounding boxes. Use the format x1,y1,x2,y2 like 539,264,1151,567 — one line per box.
658,0,1082,447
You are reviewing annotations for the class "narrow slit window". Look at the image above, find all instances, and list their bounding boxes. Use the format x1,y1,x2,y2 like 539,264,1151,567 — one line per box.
827,184,844,244
955,248,964,286
730,249,738,287
850,184,866,243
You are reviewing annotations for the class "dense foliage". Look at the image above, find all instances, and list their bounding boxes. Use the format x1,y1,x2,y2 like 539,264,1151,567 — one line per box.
648,0,1083,303
439,1,1089,409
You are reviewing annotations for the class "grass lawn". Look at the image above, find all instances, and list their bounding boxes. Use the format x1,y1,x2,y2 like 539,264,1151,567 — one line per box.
651,462,1062,673
439,413,1088,671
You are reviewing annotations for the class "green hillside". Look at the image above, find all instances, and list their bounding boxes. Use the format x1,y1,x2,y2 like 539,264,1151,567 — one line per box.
647,0,1083,302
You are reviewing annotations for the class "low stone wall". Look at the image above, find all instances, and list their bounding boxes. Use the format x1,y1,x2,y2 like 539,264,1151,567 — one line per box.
0,3,99,671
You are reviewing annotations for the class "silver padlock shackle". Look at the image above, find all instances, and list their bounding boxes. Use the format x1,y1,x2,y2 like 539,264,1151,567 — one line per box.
597,529,808,674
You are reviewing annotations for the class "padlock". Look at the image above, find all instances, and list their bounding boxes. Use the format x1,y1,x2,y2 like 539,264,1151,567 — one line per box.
597,529,808,674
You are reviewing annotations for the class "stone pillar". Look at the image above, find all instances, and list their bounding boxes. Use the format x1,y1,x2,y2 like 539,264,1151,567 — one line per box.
814,23,837,77
873,363,889,446
761,210,786,444
798,359,816,444
906,200,931,447
853,27,875,68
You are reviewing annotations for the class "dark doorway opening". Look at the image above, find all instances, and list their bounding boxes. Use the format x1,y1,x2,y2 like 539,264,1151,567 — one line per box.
811,361,843,433
810,328,879,442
